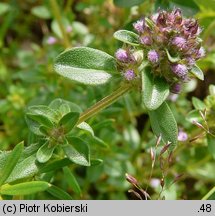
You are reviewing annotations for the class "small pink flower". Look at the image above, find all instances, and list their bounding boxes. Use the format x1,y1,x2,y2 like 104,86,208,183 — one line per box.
115,49,129,62
47,36,57,45
133,19,145,33
171,64,188,79
197,47,205,58
178,130,188,141
140,36,152,45
172,36,186,49
148,50,159,63
124,69,135,81
170,83,181,94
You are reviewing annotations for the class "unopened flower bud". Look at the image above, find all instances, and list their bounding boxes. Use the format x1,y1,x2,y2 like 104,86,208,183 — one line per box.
115,49,129,62
133,19,145,33
47,36,57,45
172,36,186,49
125,173,138,185
171,64,188,79
178,130,188,141
148,50,159,64
197,47,205,59
140,36,152,45
124,69,135,81
170,83,181,94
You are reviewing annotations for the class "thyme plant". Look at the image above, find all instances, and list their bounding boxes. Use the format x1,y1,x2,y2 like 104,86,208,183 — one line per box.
0,8,206,200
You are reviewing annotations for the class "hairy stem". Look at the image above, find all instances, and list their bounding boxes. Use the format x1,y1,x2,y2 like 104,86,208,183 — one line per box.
77,84,133,124
50,0,70,48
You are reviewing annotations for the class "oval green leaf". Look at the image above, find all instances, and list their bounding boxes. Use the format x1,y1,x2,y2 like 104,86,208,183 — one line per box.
149,102,178,149
142,67,169,110
54,47,117,85
0,181,50,196
26,113,54,128
6,155,38,183
0,142,24,186
59,112,80,134
192,97,206,110
63,167,81,195
36,142,56,163
113,30,139,46
63,137,90,166
186,110,202,123
47,185,73,200
190,64,204,80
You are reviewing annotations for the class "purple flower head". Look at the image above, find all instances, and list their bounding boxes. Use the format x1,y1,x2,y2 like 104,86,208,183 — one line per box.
171,64,188,79
115,49,129,62
184,19,199,36
47,36,57,45
140,36,152,45
172,36,186,49
178,130,188,142
170,83,181,94
124,69,135,81
133,19,145,33
148,50,159,64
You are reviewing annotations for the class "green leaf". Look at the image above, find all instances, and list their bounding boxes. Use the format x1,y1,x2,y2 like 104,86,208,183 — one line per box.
6,155,38,183
113,0,145,7
26,113,54,128
192,97,206,110
77,122,94,136
39,125,51,136
0,142,23,186
186,110,202,123
59,112,80,134
142,67,169,110
190,64,204,80
31,6,51,19
0,181,50,196
149,102,178,149
165,49,180,63
113,30,139,46
54,47,117,85
49,98,82,115
63,137,90,166
47,185,73,200
27,105,58,122
91,159,103,166
38,158,71,174
207,135,215,159
63,167,81,195
36,142,56,163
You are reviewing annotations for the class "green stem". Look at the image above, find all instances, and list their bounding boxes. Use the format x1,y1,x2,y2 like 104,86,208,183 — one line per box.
50,0,70,48
202,186,215,200
77,84,133,124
